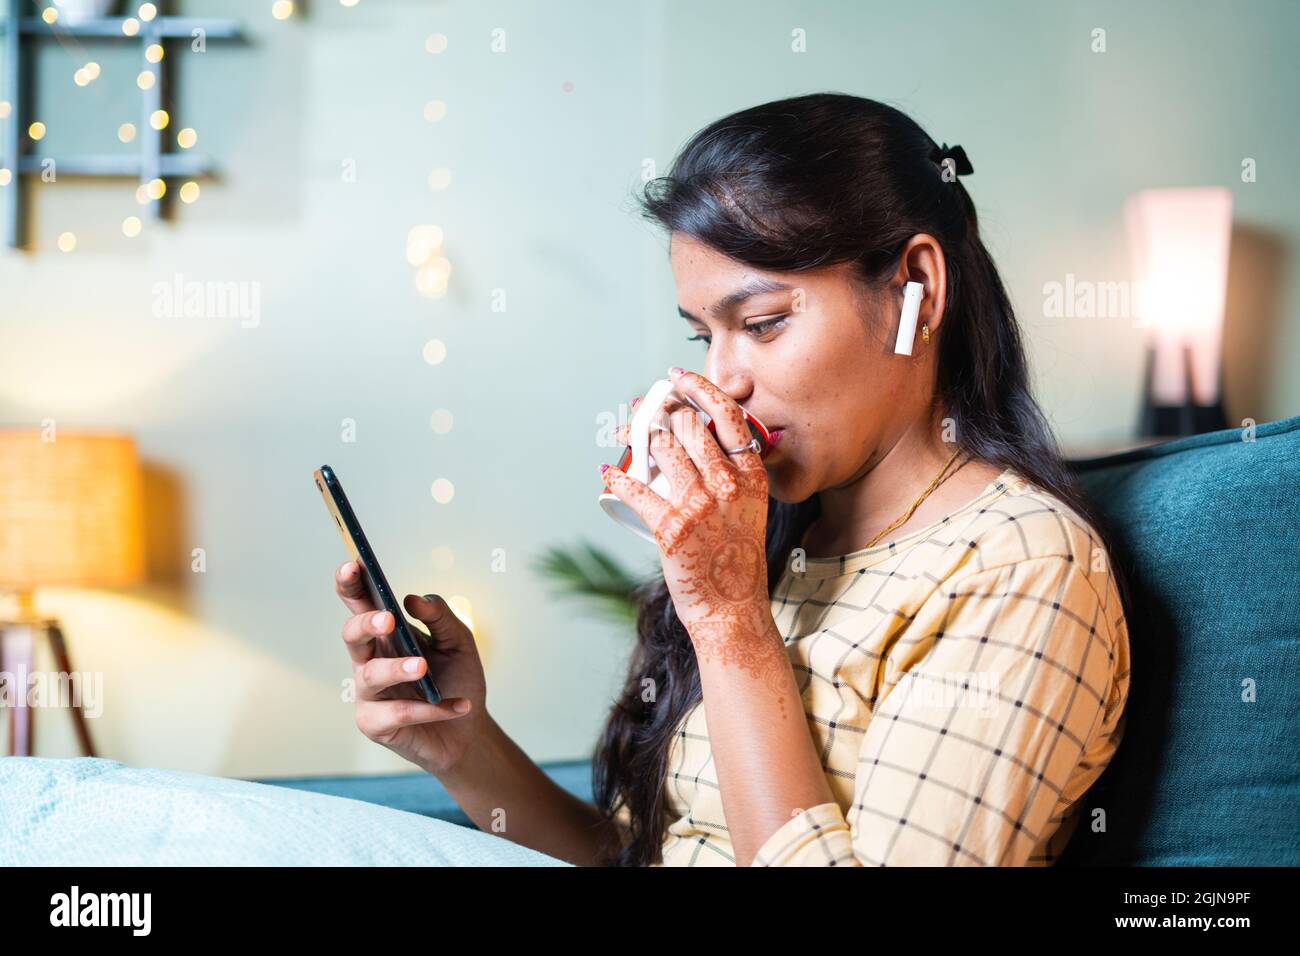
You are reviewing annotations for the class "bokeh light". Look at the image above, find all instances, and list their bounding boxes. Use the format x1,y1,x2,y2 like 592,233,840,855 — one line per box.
422,340,447,365
405,224,444,265
430,479,455,504
430,409,454,434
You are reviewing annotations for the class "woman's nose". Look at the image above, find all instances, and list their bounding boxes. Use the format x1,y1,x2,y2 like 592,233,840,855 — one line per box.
704,352,753,405
704,365,753,407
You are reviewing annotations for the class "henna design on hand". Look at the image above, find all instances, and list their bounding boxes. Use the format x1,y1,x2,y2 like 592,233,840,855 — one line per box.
731,450,769,501
604,373,793,714
687,608,792,721
666,501,791,718
653,477,714,555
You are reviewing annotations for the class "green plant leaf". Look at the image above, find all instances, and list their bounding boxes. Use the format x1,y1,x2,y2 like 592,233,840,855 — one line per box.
530,540,647,628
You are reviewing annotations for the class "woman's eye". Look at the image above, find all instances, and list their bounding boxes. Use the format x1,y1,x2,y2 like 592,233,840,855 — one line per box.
745,314,789,336
686,315,788,347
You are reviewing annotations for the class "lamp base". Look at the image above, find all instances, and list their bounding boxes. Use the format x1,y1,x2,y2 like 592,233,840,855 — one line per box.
1138,341,1230,439
1140,399,1229,439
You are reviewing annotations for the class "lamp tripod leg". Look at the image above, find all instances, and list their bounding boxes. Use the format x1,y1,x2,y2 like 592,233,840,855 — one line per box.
0,623,35,757
47,623,97,758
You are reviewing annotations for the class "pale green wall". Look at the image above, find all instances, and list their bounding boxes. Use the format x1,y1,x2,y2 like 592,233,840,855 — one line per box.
2,0,1296,776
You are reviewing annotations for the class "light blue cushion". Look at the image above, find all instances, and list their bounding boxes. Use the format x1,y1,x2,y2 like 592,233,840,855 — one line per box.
0,757,571,866
1060,414,1300,865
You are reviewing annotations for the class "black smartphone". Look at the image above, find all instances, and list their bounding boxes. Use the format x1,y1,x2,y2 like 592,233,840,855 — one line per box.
313,464,442,704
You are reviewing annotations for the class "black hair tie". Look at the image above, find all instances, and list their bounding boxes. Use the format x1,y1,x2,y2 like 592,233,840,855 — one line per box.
929,142,974,176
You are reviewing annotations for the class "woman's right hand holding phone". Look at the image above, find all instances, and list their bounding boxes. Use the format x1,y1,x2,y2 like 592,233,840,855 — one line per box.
335,560,487,776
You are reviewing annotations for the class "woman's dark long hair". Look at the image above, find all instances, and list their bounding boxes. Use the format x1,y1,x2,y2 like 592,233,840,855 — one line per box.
591,91,1136,866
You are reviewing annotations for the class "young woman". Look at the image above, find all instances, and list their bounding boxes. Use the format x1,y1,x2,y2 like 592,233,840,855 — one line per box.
332,92,1133,867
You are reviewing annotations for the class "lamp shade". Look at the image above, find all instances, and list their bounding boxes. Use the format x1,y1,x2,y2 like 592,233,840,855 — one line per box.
0,430,146,592
1124,186,1233,406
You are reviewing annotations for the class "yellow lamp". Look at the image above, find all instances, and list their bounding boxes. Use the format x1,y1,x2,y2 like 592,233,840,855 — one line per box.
0,430,146,756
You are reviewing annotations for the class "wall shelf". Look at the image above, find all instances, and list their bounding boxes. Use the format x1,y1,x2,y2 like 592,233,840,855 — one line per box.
0,1,243,249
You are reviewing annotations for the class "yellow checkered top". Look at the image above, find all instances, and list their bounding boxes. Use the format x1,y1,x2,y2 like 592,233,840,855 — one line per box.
628,467,1130,866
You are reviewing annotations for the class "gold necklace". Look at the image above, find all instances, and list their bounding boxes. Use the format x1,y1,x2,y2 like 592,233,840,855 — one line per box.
862,447,965,548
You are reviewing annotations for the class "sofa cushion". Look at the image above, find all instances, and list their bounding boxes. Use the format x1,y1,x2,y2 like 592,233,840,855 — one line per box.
1058,414,1300,865
2,757,570,866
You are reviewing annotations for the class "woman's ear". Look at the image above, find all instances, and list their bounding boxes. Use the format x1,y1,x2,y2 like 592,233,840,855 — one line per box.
893,233,948,337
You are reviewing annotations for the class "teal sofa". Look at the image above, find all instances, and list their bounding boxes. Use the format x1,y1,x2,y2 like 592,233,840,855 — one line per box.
258,414,1300,866
1057,413,1300,865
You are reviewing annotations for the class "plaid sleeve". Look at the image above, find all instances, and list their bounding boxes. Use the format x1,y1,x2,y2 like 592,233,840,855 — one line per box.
751,555,1126,866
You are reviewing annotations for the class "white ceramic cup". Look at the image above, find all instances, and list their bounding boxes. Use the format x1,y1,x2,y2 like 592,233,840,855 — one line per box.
598,378,771,544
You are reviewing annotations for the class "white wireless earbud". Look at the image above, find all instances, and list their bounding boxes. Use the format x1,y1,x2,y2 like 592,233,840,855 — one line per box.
893,281,925,356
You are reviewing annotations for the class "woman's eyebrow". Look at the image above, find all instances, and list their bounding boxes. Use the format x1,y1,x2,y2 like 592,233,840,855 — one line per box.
677,277,794,323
